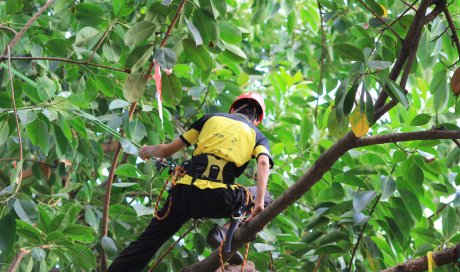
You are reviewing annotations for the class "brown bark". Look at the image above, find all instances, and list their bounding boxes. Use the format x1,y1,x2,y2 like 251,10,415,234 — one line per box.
8,249,31,272
382,244,460,272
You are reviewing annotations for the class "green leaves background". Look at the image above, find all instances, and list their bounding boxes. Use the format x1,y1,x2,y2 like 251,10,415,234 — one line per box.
0,0,459,271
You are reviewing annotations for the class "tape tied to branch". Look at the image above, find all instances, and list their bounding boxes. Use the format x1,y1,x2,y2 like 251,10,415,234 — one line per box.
427,251,437,272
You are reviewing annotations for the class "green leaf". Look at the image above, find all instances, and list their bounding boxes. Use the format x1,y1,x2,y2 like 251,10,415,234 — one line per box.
407,161,424,190
431,70,449,112
446,147,460,168
185,18,203,46
385,78,409,108
75,3,105,26
53,124,69,159
101,236,118,257
442,206,458,238
154,48,177,70
6,0,24,14
300,114,313,150
109,204,138,222
64,224,95,243
113,0,133,17
353,211,369,225
221,42,247,63
75,26,100,46
103,41,121,63
129,119,146,143
410,113,431,126
218,21,242,44
343,83,359,116
115,164,142,178
9,160,23,186
58,114,72,140
0,213,16,263
365,0,385,16
183,39,212,70
36,76,56,101
68,117,87,138
317,231,349,245
12,195,40,225
353,191,376,212
333,43,365,62
253,243,276,252
192,9,219,45
0,119,9,146
124,21,157,47
31,247,46,261
365,89,374,124
367,60,392,70
123,73,147,103
399,189,422,221
26,117,50,153
125,44,153,73
316,244,347,254
381,176,396,200
16,219,42,242
161,72,183,106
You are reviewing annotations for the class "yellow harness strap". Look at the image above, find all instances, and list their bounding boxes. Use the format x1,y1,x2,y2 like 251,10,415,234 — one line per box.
176,174,239,190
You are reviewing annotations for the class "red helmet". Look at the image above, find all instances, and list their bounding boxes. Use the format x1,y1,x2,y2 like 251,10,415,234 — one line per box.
229,92,265,124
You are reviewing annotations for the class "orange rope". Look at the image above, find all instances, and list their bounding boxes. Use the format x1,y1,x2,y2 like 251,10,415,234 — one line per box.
154,166,185,221
219,239,226,272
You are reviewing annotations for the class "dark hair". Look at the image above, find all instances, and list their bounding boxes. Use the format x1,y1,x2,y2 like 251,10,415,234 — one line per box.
232,99,261,123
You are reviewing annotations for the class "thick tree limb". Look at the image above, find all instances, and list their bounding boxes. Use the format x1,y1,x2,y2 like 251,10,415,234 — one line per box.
381,244,460,272
354,130,460,147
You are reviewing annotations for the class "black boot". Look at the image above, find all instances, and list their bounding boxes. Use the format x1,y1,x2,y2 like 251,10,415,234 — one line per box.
206,224,244,265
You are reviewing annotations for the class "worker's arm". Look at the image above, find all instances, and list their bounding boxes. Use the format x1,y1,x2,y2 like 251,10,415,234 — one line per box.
138,138,187,160
247,154,270,221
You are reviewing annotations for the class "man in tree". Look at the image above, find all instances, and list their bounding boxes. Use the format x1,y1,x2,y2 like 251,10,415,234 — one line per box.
108,92,273,272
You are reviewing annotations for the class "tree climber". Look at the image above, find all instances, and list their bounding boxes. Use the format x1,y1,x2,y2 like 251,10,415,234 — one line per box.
108,92,274,272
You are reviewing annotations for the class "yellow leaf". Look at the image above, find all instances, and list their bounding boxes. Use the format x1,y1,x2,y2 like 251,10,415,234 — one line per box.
380,4,388,17
350,109,369,137
450,67,460,96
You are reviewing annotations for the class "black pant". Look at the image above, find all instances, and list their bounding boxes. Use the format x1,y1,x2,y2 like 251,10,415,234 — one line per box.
108,184,246,272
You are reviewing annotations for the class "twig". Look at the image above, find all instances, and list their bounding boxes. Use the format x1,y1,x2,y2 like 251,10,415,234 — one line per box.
444,8,460,64
7,46,23,194
1,0,55,56
357,0,403,40
8,248,31,272
399,0,419,11
0,25,18,35
87,20,117,63
313,255,324,272
148,222,198,272
314,0,327,126
2,56,130,73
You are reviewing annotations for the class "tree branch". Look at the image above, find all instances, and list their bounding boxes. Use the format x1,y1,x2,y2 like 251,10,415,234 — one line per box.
444,7,460,65
7,46,23,194
87,20,117,63
0,25,18,35
8,249,31,272
1,0,55,57
357,0,403,40
381,244,460,272
354,130,460,147
3,56,130,73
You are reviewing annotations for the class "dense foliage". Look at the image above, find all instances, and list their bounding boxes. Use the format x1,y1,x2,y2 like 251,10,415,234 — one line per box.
0,0,459,271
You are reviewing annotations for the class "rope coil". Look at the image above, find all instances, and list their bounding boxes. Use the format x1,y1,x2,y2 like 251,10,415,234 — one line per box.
154,166,185,221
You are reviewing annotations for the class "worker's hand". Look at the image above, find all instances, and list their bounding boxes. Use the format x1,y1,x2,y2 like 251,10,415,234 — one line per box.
138,145,152,160
246,201,264,222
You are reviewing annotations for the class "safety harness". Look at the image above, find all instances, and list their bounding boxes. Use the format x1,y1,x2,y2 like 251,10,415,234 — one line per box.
153,156,255,271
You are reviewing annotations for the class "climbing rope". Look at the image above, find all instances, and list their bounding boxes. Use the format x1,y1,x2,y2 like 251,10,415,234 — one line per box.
218,186,254,272
153,165,185,220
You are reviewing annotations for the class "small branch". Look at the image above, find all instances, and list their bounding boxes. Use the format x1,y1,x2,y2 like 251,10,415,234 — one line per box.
314,0,327,126
7,46,23,194
357,0,403,40
348,193,382,272
2,56,130,73
0,25,18,35
382,243,460,272
354,130,460,147
399,0,419,11
1,0,55,56
87,20,117,63
422,0,446,25
8,248,31,272
444,7,460,64
159,0,187,48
